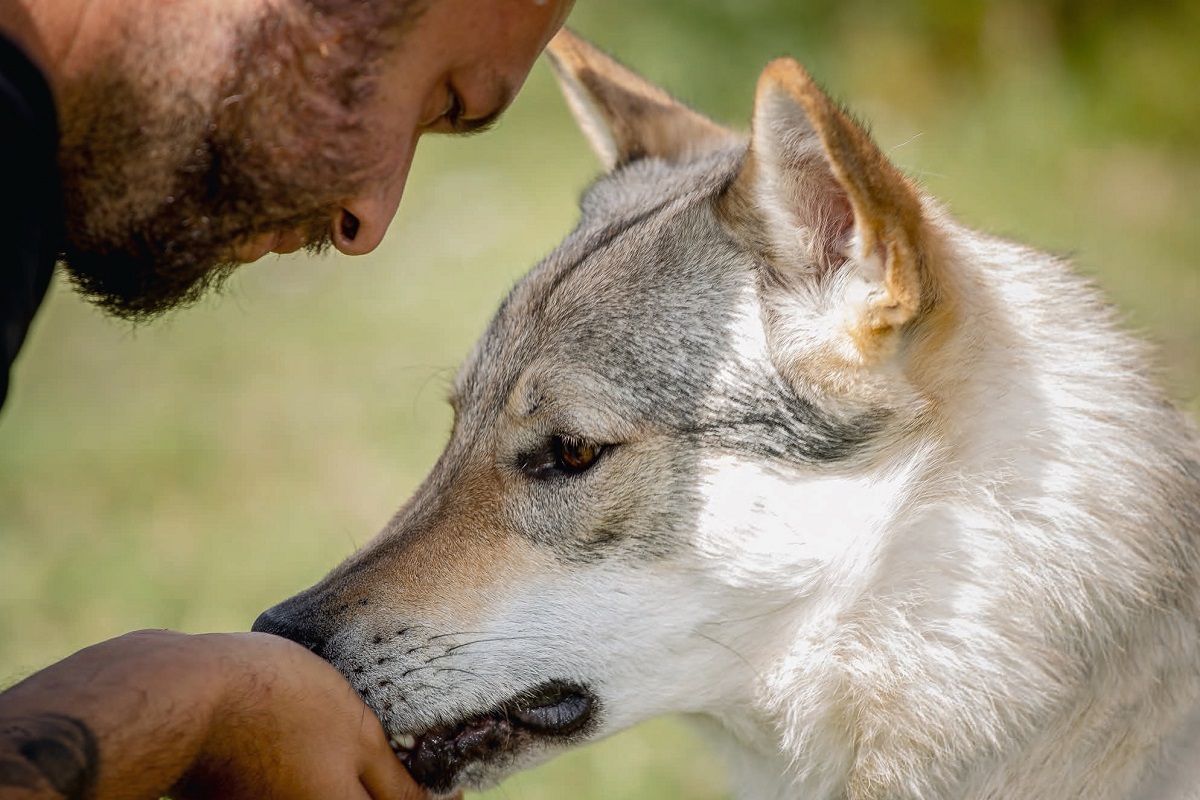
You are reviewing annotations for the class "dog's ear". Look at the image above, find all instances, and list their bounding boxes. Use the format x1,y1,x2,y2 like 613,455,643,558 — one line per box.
727,59,934,367
546,29,736,171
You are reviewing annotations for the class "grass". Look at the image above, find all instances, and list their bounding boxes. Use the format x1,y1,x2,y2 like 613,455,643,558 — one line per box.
1,3,1196,798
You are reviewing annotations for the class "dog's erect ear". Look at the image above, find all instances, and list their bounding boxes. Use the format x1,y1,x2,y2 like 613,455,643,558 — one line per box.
729,59,933,365
546,29,737,171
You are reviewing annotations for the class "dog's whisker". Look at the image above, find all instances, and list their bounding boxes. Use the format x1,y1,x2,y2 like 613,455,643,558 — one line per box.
692,631,767,687
432,666,487,679
703,600,805,626
434,634,559,657
424,630,494,642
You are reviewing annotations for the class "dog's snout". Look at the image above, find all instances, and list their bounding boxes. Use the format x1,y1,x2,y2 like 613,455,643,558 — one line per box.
252,602,330,657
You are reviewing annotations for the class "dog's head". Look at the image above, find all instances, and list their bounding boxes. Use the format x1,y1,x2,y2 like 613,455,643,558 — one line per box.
255,30,957,797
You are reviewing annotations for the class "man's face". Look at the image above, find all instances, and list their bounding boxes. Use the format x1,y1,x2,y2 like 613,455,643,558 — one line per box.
56,0,572,319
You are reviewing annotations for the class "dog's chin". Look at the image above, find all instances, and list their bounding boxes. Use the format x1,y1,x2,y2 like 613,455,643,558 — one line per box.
388,681,598,795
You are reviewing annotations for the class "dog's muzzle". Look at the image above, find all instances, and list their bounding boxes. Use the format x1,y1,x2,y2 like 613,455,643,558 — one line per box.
252,599,599,793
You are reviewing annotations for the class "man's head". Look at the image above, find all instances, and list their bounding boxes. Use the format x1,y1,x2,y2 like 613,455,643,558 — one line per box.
47,0,572,319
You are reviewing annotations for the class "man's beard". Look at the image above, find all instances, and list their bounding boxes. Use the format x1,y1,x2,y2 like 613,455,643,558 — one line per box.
55,6,407,320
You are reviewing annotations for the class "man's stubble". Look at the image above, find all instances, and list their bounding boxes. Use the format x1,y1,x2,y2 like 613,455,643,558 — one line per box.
55,2,419,320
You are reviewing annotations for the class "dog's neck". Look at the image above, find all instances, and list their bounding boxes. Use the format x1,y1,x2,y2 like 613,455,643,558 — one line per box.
698,621,1200,800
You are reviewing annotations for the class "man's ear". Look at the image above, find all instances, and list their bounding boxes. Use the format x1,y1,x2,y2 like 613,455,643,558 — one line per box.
545,28,737,171
726,58,934,366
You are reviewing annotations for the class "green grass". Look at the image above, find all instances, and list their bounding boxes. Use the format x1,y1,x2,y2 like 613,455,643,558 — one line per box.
1,3,1197,798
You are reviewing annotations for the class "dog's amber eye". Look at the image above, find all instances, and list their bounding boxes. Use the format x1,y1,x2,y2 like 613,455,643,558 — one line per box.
519,435,608,480
555,436,601,473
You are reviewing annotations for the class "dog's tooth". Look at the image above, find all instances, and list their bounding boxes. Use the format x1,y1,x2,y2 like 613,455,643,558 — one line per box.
395,733,416,750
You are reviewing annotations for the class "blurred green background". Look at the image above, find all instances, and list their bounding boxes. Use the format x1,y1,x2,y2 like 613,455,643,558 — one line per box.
2,1,1198,797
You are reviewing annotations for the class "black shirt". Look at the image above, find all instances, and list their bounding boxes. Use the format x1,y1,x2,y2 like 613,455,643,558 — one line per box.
1,32,62,410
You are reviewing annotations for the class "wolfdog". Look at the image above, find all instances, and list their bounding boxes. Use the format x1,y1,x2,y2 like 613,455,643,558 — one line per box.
255,30,1200,800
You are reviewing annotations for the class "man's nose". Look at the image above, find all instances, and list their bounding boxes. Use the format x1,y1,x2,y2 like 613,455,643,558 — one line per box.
331,162,412,256
332,206,387,256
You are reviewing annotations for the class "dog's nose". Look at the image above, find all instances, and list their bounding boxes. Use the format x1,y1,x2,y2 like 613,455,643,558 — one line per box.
251,601,330,657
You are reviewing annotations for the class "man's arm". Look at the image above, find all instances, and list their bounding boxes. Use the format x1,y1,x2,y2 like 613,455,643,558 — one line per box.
0,630,426,800
0,713,97,798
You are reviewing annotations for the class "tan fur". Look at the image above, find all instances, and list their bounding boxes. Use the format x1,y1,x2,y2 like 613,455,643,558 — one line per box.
546,29,736,169
334,466,550,625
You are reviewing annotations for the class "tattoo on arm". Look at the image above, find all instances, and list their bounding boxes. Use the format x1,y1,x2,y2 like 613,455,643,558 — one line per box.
0,714,99,799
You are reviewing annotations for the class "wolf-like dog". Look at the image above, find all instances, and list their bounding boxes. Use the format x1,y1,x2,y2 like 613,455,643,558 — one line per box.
254,30,1200,800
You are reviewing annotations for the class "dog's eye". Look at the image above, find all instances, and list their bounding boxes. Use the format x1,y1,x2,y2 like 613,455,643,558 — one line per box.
520,435,607,480
555,436,601,472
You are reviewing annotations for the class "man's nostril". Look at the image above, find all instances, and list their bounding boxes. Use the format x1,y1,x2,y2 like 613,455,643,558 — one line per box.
340,211,360,242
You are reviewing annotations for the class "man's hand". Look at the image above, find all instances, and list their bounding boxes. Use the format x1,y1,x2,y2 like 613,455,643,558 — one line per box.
0,629,430,800
174,631,422,799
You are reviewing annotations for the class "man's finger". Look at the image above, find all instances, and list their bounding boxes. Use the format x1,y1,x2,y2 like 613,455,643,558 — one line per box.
357,722,427,800
360,755,428,800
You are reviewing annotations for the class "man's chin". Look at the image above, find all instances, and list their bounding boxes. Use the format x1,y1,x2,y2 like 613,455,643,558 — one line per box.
58,246,239,322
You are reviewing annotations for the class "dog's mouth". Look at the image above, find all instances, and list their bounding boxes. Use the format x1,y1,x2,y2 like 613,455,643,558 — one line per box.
388,681,596,793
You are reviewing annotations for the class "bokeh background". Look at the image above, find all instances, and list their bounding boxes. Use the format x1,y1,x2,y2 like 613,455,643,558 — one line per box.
2,1,1198,797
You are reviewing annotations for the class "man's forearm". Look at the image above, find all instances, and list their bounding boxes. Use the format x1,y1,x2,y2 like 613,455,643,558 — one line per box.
0,630,429,800
0,713,100,799
0,631,227,800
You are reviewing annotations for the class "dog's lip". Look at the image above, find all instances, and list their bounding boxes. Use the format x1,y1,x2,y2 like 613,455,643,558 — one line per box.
387,681,595,792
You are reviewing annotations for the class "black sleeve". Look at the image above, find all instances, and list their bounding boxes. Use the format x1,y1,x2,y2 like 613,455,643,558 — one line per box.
0,32,63,411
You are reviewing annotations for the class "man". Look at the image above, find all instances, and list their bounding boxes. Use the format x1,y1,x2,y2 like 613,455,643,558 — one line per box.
0,0,572,796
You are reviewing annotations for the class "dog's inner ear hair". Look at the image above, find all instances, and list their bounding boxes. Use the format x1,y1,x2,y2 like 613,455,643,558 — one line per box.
726,58,935,361
546,29,737,172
